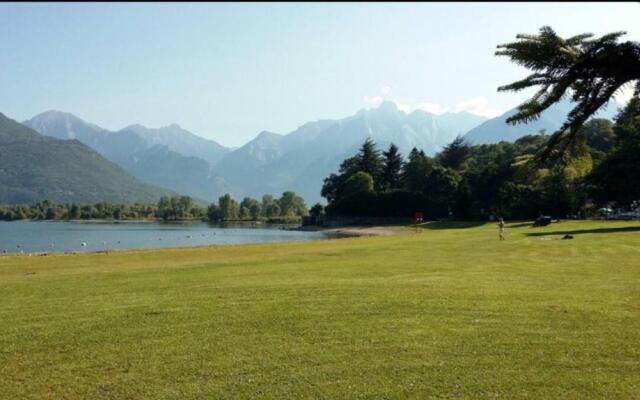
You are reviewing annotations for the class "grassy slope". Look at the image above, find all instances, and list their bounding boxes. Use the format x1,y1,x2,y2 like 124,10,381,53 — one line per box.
0,112,172,204
1,220,639,399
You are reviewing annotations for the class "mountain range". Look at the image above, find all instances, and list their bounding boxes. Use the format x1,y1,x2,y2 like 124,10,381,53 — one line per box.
23,102,488,203
214,102,488,202
463,98,621,144
23,111,232,202
9,98,624,205
0,113,172,204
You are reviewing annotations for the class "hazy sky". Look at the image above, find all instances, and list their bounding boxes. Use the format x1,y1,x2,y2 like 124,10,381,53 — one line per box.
1,2,638,146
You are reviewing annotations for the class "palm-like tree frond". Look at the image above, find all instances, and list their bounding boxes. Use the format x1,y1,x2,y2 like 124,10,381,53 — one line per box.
496,26,640,162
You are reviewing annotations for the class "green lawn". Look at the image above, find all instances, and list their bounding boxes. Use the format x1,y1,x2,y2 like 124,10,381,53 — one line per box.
1,220,639,399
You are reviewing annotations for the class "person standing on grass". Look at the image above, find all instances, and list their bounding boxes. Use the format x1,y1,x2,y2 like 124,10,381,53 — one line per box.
498,218,505,241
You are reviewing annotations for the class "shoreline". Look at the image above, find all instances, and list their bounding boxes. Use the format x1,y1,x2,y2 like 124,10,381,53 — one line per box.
0,219,300,225
298,225,409,238
1,219,193,224
0,225,407,258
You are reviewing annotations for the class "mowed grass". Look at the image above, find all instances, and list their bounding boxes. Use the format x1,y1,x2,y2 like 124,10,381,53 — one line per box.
1,221,639,399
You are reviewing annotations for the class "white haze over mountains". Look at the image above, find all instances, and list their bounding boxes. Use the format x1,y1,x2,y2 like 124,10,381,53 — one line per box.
23,99,623,204
363,85,505,118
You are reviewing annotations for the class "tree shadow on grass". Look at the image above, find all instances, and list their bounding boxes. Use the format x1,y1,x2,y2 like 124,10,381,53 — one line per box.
421,221,486,230
525,226,640,236
507,222,534,228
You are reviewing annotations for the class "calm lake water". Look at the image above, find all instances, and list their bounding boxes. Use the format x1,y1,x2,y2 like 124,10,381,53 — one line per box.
0,221,327,254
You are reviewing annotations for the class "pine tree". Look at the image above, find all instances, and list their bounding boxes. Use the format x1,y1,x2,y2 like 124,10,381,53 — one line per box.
496,26,640,161
438,135,471,170
356,138,383,183
381,143,403,191
408,147,421,162
402,148,434,193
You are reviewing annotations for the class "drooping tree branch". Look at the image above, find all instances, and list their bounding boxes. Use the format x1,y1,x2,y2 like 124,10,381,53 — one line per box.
496,26,640,163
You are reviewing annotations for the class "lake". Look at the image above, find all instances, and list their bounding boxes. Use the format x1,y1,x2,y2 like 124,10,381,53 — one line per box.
0,221,327,254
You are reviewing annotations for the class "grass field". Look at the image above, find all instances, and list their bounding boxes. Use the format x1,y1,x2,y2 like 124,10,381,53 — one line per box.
1,220,639,399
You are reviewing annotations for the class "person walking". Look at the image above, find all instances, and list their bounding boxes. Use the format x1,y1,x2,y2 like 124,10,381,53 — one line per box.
498,218,505,241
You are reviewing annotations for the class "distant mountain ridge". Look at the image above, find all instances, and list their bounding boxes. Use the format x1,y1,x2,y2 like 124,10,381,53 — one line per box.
213,101,488,202
463,98,622,144
25,111,230,163
24,111,232,201
123,123,230,165
24,103,486,204
20,99,622,205
0,112,172,204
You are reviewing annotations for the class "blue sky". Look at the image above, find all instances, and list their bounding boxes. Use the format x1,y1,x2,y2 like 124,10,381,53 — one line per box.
1,2,638,146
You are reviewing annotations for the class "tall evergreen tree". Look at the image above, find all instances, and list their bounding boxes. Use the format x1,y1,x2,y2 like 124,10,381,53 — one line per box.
402,148,434,193
381,143,403,191
356,138,384,184
438,135,472,170
407,147,421,162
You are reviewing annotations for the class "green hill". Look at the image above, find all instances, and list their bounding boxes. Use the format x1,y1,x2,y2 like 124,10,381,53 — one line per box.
0,112,173,204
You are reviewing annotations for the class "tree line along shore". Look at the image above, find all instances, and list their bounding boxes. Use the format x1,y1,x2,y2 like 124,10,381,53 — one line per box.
0,192,311,223
319,100,639,222
2,98,638,227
